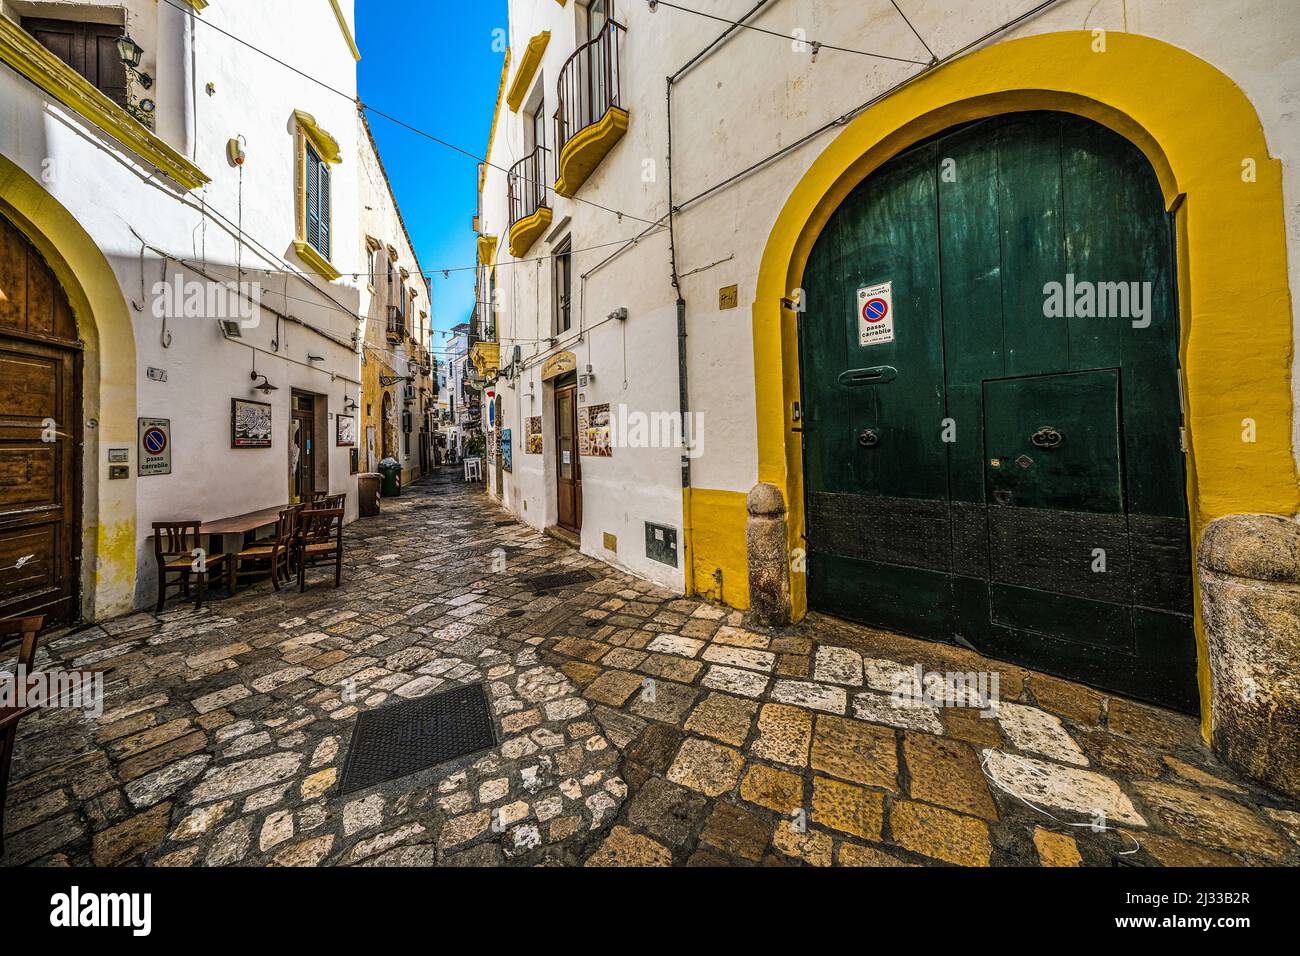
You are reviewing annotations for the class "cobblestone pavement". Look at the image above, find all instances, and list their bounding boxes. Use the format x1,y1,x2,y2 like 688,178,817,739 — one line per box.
4,471,1300,867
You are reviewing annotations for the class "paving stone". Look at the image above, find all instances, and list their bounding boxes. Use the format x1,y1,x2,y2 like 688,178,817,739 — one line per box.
208,818,255,865
698,800,771,862
92,802,171,866
903,733,998,821
1074,728,1163,777
1125,830,1242,867
1030,673,1104,725
124,755,211,809
751,703,813,767
638,654,704,683
740,763,804,813
584,826,673,866
1033,827,1082,866
625,777,708,846
772,818,833,866
982,750,1145,826
1132,781,1289,858
771,680,846,714
811,776,884,841
712,625,769,649
813,646,864,685
666,738,745,797
1107,698,1202,750
701,665,769,698
811,715,897,791
188,753,303,804
271,834,335,867
644,635,703,658
1163,755,1248,795
684,693,758,747
837,842,915,866
585,671,644,707
701,645,776,672
629,680,698,724
259,810,295,851
996,702,1088,766
890,800,991,867
852,690,943,734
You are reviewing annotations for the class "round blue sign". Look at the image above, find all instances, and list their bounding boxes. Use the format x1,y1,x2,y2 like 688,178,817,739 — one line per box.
143,428,168,454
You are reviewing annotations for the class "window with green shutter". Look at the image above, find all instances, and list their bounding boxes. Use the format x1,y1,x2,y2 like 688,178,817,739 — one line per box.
305,142,331,261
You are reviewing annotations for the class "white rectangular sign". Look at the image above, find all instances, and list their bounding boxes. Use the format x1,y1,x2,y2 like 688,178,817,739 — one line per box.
857,281,895,347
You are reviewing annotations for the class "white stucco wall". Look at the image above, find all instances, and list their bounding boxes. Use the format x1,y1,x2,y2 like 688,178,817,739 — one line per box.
480,0,1300,595
1,0,368,614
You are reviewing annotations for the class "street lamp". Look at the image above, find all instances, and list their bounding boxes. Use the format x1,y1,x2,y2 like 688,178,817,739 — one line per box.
115,32,153,88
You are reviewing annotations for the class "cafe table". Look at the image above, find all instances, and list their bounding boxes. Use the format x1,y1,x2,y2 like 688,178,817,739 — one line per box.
202,504,289,556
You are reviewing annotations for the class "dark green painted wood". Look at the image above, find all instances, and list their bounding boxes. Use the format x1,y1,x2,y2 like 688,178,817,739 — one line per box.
800,111,1197,713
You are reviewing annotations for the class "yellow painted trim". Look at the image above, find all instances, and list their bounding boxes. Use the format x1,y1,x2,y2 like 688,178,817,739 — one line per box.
750,31,1297,732
327,0,362,61
554,107,629,197
507,206,552,258
507,31,550,113
481,50,512,195
294,240,342,281
294,109,343,164
0,17,210,190
0,156,138,620
477,234,499,265
183,0,210,10
687,489,750,609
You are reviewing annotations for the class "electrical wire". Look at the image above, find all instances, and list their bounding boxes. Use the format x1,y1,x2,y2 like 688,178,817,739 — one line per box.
157,0,659,228
650,0,930,66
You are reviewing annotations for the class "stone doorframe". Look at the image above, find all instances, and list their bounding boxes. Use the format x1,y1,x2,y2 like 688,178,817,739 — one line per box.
744,31,1298,737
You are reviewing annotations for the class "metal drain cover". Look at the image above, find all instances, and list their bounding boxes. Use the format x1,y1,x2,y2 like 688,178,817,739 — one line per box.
338,683,498,796
524,569,597,592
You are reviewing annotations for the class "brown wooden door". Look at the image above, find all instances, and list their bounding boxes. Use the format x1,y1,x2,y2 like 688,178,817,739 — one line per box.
555,382,582,532
21,18,128,106
0,215,82,625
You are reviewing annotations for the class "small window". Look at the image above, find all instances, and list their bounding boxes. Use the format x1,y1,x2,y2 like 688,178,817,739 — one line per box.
23,18,128,106
554,239,572,335
305,142,331,260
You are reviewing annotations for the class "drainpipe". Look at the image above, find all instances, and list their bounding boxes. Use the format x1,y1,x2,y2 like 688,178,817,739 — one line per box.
668,0,775,604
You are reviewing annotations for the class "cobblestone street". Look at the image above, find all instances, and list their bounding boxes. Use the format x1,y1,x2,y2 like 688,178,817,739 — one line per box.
4,470,1299,868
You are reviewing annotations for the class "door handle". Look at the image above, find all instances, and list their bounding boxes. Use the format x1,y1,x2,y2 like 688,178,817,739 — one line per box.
1030,426,1063,449
858,428,880,448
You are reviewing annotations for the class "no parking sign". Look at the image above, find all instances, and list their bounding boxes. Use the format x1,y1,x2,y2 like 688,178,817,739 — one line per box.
138,418,171,476
857,281,895,347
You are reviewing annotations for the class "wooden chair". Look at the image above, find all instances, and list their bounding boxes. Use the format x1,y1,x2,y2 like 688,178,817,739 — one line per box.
0,615,44,858
309,491,328,503
309,493,346,512
231,509,298,592
152,521,231,611
297,508,344,592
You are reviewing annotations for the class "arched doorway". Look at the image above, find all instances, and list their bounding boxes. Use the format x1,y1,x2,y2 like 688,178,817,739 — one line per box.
799,110,1195,711
381,391,395,460
0,212,83,624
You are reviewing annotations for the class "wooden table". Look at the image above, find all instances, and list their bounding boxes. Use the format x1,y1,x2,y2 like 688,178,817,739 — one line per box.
203,505,289,554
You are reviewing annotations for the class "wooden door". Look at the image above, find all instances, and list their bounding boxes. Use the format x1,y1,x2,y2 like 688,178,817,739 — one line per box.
21,18,128,106
291,394,315,504
555,381,581,532
0,215,82,625
800,112,1195,712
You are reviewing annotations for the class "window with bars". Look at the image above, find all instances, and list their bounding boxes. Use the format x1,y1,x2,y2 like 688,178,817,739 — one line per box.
304,142,331,260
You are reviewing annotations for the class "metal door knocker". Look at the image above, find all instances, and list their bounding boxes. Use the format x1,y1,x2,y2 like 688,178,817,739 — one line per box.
1030,426,1064,449
858,428,880,448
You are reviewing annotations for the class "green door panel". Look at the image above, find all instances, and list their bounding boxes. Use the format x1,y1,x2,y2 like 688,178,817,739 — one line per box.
982,369,1123,513
800,111,1197,714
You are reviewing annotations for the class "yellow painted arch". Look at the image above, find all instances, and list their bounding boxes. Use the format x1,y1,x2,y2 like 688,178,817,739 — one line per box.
0,155,139,620
748,31,1297,731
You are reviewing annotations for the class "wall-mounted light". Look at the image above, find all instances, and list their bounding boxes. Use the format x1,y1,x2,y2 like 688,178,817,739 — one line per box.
116,33,153,88
251,372,278,393
343,396,357,412
608,307,628,321
307,354,324,363
219,319,243,338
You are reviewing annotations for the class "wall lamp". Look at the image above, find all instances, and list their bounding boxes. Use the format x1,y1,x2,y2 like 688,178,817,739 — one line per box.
116,33,153,88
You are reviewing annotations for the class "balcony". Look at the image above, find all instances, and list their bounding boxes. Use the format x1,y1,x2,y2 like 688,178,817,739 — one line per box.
385,306,402,343
507,146,552,258
554,19,628,198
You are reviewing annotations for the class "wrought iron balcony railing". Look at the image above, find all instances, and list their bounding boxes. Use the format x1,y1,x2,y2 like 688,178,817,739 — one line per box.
508,145,550,230
555,19,625,163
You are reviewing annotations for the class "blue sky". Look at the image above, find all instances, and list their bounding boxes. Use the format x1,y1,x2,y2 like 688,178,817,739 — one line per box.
357,0,507,345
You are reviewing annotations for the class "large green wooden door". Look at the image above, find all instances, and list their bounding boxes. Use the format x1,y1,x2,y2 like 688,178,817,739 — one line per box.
801,112,1197,713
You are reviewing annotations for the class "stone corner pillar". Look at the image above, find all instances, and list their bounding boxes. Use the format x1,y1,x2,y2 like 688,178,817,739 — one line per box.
1198,512,1300,799
746,482,792,628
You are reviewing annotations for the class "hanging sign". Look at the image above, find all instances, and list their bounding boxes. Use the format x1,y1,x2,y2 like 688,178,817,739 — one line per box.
138,418,171,476
857,281,895,347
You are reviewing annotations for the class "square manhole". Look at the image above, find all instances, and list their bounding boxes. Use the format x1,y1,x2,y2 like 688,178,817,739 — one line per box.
337,682,498,796
523,569,597,592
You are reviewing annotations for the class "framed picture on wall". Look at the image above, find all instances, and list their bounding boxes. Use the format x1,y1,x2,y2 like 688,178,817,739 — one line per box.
337,414,356,447
231,398,273,448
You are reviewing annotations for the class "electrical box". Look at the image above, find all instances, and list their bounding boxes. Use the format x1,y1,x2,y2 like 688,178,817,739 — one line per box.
645,522,678,567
